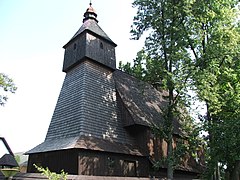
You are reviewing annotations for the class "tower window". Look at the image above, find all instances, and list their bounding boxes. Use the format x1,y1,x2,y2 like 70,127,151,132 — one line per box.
74,43,77,50
100,42,103,49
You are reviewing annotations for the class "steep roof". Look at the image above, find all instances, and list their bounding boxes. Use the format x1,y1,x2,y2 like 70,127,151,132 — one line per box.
63,19,116,48
27,69,183,155
63,3,116,48
0,154,19,167
113,70,182,135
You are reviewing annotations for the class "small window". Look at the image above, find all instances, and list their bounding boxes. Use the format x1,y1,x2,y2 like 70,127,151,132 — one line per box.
107,157,115,169
123,160,136,177
74,43,77,50
100,42,103,49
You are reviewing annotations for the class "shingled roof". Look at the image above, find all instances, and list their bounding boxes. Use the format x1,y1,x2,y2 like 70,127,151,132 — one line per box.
27,135,144,156
27,68,182,155
63,19,116,48
0,154,19,167
113,70,182,135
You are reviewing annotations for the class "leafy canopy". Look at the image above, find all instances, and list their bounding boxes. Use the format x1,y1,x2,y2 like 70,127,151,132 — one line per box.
0,73,17,106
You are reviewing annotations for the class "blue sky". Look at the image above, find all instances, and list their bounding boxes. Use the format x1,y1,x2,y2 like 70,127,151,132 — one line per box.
0,0,145,154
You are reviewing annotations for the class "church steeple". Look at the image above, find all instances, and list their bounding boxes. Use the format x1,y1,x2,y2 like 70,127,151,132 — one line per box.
83,2,98,23
62,3,117,72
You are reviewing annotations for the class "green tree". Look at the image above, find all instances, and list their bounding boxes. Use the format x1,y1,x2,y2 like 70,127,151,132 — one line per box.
0,73,17,106
125,0,240,179
125,0,199,178
182,0,240,179
198,57,240,179
119,49,203,179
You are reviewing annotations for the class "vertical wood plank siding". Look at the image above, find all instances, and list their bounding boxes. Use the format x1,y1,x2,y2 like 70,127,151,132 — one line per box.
27,149,78,174
78,150,148,177
63,33,116,72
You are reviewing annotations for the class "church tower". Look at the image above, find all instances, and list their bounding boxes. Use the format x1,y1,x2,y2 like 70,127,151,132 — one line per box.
62,3,116,72
27,3,147,176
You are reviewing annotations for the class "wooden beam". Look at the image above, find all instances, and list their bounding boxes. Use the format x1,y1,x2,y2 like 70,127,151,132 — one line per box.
0,137,14,156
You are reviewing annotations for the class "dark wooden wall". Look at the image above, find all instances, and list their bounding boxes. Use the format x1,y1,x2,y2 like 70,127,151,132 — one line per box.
63,32,116,72
27,149,78,175
78,150,148,177
27,149,148,177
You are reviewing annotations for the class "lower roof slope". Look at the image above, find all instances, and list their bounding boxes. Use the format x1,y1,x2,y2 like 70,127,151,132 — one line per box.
27,69,183,155
113,70,182,135
26,135,144,156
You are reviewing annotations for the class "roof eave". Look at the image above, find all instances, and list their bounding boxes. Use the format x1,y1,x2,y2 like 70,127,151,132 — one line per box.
63,30,117,49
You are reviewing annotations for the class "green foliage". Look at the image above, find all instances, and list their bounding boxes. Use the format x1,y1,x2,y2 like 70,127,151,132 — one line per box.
151,104,205,168
125,0,240,178
200,57,240,178
119,49,170,90
124,0,204,178
34,164,67,180
184,0,240,178
127,0,206,179
0,73,17,106
14,155,21,164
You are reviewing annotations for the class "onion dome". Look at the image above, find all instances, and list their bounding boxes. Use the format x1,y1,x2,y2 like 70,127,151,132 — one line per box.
83,3,98,23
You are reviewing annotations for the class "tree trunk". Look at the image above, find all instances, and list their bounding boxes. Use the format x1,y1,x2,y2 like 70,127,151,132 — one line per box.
167,132,173,180
225,171,230,180
212,163,220,180
216,163,220,180
230,160,240,180
166,83,174,180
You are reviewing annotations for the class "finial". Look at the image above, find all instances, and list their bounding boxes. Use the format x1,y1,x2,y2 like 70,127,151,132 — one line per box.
83,0,98,23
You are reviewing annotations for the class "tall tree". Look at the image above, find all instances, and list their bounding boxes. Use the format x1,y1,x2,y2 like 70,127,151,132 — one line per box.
0,73,17,106
128,0,240,179
119,49,203,179
129,0,196,178
182,0,240,178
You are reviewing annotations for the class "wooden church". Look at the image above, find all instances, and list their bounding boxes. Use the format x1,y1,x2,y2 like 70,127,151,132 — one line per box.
26,3,203,179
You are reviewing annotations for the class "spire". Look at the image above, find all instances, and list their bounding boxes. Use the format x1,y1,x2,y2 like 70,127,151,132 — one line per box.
83,2,98,23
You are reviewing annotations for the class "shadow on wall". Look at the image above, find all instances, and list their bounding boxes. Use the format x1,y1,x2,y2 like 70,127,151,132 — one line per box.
79,151,139,177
